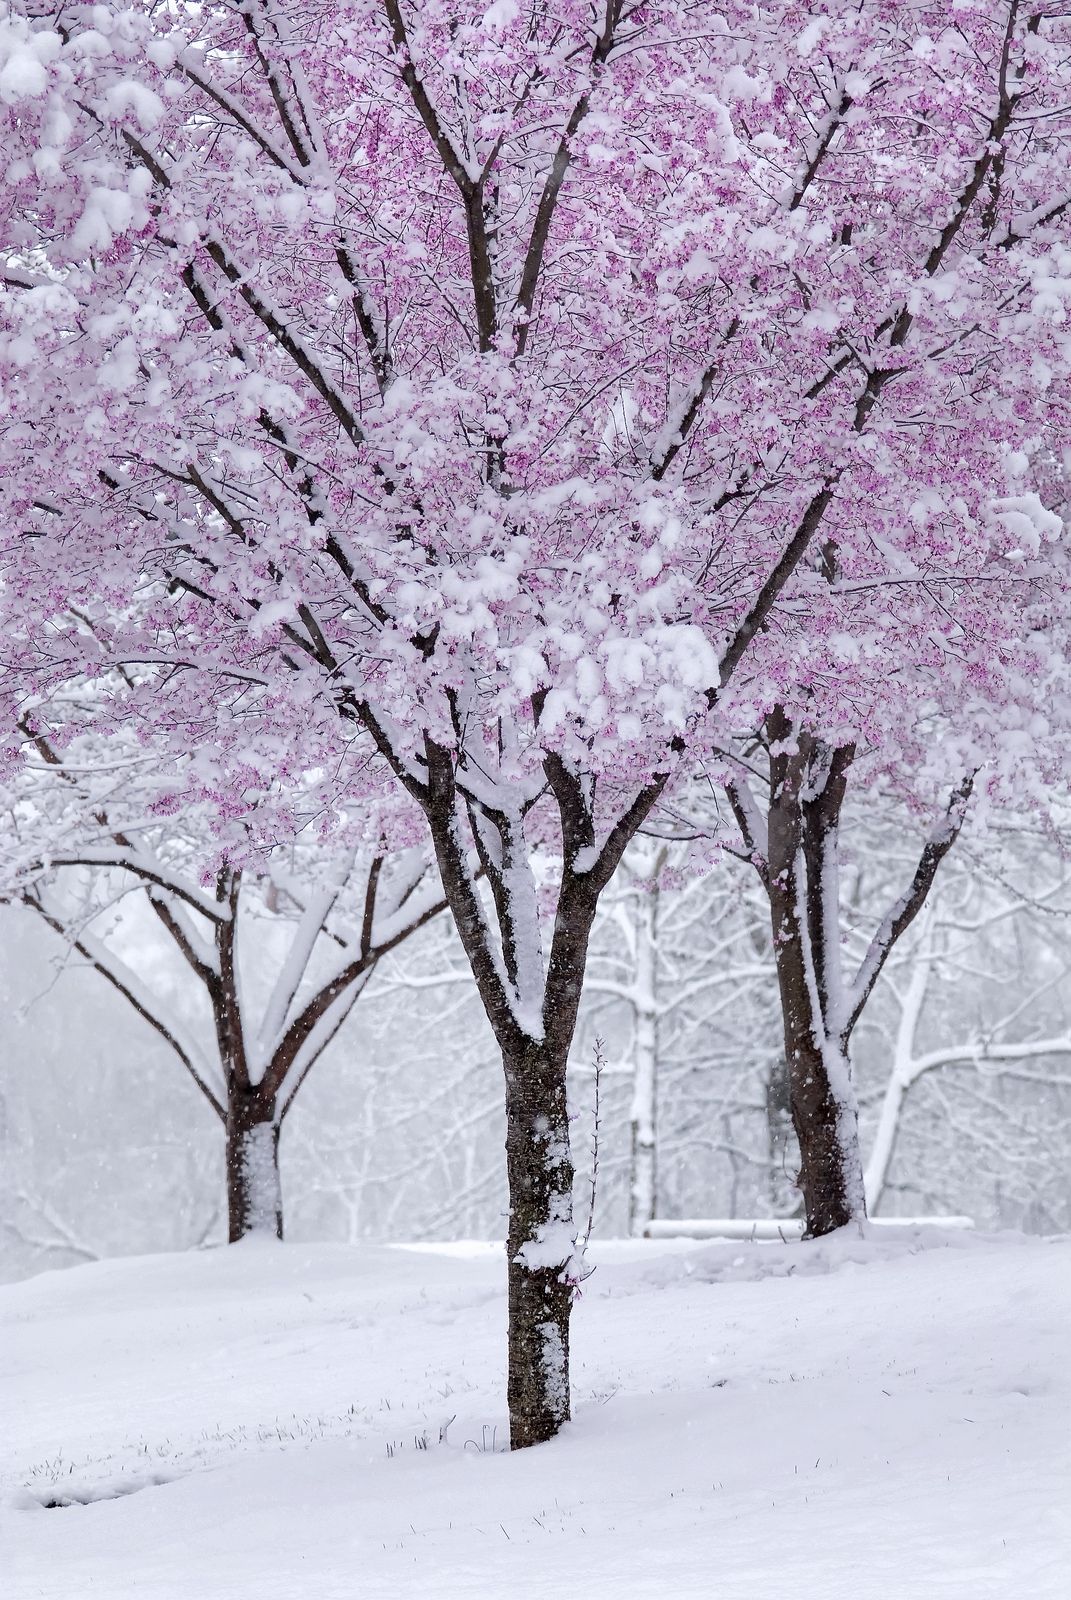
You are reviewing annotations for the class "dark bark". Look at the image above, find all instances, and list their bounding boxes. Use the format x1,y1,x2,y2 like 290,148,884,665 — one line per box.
225,1088,282,1242
420,760,576,1449
503,1036,575,1449
778,1010,858,1237
767,881,861,1235
744,713,970,1236
765,711,864,1238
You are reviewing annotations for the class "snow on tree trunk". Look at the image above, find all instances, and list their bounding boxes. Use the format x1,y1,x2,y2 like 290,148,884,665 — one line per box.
226,1095,283,1242
628,1043,657,1237
785,1027,865,1237
765,1058,798,1215
864,902,937,1213
766,728,866,1238
864,1073,909,1216
628,865,660,1237
504,1036,575,1450
417,752,625,1452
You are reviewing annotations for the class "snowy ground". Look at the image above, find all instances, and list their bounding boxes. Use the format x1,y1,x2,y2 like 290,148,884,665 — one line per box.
4,1230,1069,1599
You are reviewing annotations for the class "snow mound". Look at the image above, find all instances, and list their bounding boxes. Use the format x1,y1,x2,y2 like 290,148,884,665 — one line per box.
3,1233,1070,1598
602,1222,1028,1292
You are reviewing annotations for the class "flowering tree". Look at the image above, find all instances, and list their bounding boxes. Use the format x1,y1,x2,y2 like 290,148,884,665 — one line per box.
1,727,446,1239
4,0,1071,1443
717,449,1069,1232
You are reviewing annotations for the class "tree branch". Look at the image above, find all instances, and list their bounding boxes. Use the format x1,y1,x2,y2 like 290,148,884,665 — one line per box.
843,772,976,1042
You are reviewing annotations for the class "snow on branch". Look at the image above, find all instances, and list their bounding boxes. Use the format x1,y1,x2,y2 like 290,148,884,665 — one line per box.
843,774,976,1044
22,891,226,1118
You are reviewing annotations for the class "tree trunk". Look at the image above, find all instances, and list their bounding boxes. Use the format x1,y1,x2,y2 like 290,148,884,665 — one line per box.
503,1036,575,1450
418,746,637,1449
783,1025,863,1236
628,991,658,1236
765,718,865,1239
629,1102,656,1238
770,921,865,1237
765,1057,798,1215
864,1070,908,1216
628,876,659,1237
226,1091,283,1242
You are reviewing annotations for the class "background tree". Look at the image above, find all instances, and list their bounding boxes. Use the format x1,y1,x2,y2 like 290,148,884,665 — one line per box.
722,736,975,1234
1,729,446,1240
858,840,1071,1218
579,838,787,1234
3,808,1071,1281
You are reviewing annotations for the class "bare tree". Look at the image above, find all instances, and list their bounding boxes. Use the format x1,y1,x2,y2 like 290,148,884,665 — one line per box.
19,844,446,1240
861,878,1071,1213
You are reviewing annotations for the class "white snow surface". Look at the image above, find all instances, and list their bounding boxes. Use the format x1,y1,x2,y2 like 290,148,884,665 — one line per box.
3,1230,1069,1597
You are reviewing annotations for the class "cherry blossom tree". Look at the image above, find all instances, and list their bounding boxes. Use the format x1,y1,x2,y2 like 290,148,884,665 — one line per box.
0,727,446,1240
4,0,1071,1443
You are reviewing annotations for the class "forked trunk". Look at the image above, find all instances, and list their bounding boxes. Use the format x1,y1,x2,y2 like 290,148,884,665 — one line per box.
419,744,647,1450
226,1091,283,1242
503,1036,575,1450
